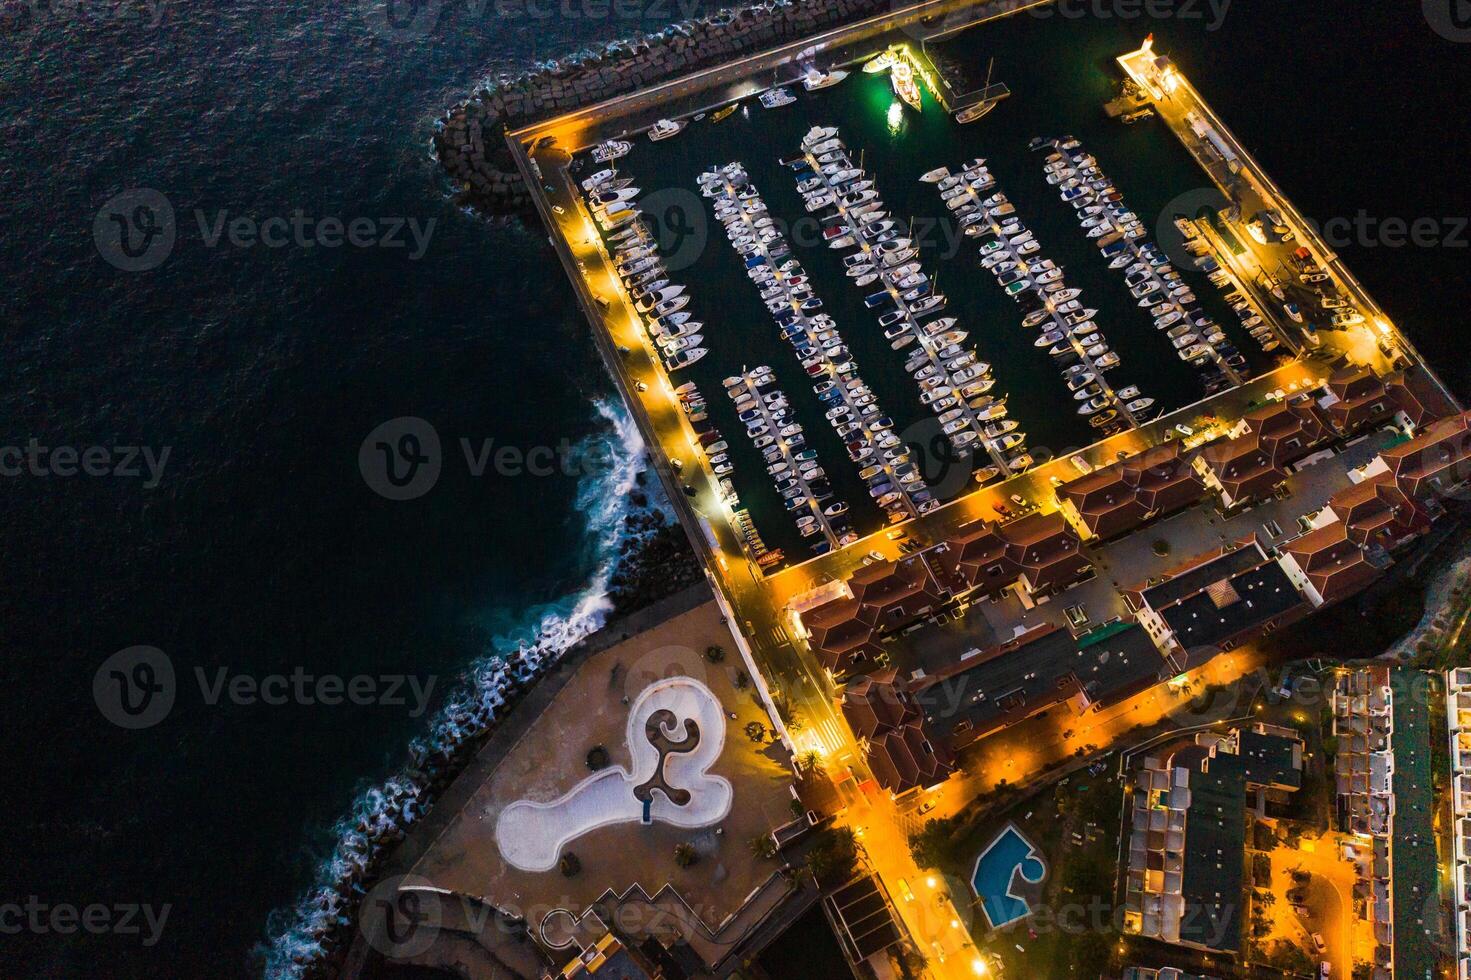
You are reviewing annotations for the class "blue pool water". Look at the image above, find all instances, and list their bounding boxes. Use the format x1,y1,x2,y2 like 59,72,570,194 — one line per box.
971,824,1046,929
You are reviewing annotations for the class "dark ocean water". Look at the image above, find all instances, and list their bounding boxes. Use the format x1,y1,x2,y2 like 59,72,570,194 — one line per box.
1,2,1465,977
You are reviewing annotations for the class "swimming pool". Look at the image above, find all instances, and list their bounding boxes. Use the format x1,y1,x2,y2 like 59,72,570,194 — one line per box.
970,823,1046,929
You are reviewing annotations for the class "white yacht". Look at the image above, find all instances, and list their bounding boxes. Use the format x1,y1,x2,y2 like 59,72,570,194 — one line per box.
647,118,685,142
801,68,849,91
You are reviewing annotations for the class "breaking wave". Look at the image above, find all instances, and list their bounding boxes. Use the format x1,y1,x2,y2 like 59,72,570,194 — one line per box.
262,397,657,978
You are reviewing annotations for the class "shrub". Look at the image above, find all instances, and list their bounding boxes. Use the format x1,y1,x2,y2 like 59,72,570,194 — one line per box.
559,853,581,877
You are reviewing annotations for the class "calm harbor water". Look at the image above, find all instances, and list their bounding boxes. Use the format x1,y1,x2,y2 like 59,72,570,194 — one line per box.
2,2,1466,977
608,11,1275,561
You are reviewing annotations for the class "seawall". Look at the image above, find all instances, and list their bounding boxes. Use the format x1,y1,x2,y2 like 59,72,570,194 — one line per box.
435,0,1034,215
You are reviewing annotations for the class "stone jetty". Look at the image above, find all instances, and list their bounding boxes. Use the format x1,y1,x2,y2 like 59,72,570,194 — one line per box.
436,0,906,215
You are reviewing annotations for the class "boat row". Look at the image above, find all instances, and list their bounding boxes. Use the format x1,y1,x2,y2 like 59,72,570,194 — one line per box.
700,161,935,530
725,368,851,549
928,158,1145,435
1041,138,1246,394
672,379,740,504
584,170,707,373
798,126,1019,480
1174,217,1283,353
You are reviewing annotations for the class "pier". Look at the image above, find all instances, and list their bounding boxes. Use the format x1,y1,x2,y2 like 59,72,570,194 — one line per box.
1046,139,1246,390
504,25,1464,980
726,369,845,549
939,165,1142,431
796,130,1022,480
706,164,926,527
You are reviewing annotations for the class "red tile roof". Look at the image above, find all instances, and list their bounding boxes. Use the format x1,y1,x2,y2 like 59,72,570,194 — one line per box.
1325,472,1431,550
1281,522,1383,605
1194,399,1332,506
865,721,955,795
1378,410,1471,500
935,512,1091,596
840,675,954,795
1058,442,1206,539
801,557,947,675
1322,367,1394,434
1385,365,1458,430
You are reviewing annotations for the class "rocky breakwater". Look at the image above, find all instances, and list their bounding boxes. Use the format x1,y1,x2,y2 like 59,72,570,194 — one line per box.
435,0,899,215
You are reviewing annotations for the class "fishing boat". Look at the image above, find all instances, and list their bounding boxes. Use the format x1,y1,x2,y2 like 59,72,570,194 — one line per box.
891,59,922,111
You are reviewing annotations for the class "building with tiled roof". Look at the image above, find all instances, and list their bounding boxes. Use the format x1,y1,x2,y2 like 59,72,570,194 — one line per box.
799,556,948,677
840,624,1168,794
932,512,1091,599
1057,442,1206,541
1376,409,1471,501
1318,471,1432,552
800,597,884,678
1385,364,1459,431
1277,521,1387,608
839,673,954,795
1192,397,1333,509
1318,366,1395,434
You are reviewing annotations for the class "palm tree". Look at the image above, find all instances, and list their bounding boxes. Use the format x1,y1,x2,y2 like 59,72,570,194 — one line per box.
796,750,823,776
748,835,777,860
674,842,698,868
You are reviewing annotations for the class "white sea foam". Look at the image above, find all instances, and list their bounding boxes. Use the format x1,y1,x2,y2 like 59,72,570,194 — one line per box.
262,398,657,978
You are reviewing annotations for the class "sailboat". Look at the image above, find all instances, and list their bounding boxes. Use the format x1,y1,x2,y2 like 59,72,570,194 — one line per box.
955,58,1000,124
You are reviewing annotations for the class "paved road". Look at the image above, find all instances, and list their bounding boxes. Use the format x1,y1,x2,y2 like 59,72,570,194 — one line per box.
510,31,1459,980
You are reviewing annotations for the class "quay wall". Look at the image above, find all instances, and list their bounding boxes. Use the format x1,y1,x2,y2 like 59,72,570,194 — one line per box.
436,0,1038,214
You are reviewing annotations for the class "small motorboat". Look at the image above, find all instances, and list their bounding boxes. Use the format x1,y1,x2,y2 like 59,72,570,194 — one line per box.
919,166,950,183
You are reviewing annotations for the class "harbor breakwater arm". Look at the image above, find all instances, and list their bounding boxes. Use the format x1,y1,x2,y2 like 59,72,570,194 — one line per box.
436,0,1041,215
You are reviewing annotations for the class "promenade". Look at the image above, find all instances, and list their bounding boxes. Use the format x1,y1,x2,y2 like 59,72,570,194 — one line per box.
511,21,1459,980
